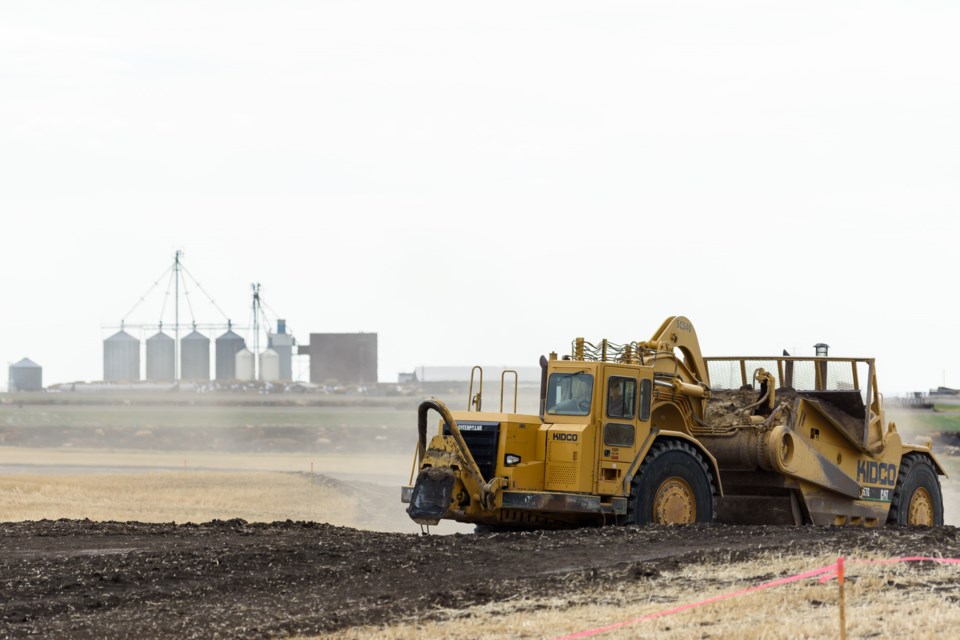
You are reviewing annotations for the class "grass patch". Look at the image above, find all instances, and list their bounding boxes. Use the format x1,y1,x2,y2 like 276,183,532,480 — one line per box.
889,409,960,434
935,403,960,412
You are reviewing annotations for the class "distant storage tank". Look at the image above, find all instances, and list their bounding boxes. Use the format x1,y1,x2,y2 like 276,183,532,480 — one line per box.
181,330,211,381
146,331,175,381
267,319,294,381
9,358,42,392
299,332,377,385
215,327,245,381
259,348,280,382
104,329,140,382
235,348,255,381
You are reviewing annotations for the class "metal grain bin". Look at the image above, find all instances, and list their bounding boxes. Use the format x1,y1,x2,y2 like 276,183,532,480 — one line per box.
104,330,140,382
259,348,279,382
181,330,211,381
235,348,255,381
9,358,42,392
146,331,175,381
215,328,245,381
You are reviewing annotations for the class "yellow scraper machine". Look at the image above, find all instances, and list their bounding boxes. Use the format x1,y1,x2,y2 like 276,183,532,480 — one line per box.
401,317,946,529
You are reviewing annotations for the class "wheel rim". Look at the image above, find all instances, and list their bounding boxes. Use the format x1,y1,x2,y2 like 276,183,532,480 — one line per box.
653,476,696,524
907,487,934,526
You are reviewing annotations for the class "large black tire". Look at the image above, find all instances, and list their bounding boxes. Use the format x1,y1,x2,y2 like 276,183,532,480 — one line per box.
628,440,716,525
887,454,944,526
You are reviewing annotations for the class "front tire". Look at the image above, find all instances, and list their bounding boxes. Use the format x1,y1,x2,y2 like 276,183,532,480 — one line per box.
888,454,944,526
629,440,716,524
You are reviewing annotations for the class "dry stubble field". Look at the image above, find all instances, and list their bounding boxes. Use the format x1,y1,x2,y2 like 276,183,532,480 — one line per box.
327,551,960,640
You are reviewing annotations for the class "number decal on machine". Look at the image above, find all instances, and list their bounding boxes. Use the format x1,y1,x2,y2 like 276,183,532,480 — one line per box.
860,486,893,502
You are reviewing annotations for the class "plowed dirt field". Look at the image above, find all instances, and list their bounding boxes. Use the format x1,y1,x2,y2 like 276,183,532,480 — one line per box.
2,520,959,639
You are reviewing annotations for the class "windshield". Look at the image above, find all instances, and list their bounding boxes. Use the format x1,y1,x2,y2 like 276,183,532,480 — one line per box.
545,372,594,416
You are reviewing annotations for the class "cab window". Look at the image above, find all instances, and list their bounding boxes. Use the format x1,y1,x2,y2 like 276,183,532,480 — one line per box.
545,372,594,416
606,376,637,419
639,378,652,421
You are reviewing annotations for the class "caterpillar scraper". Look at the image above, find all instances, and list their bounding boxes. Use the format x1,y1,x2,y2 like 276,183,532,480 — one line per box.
402,317,946,528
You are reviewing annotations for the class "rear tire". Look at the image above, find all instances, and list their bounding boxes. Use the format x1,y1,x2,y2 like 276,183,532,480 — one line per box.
628,440,716,525
888,454,944,526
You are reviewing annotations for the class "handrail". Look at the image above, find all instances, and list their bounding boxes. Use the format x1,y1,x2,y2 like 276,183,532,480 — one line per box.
500,369,518,413
704,356,875,363
468,365,483,411
703,356,875,393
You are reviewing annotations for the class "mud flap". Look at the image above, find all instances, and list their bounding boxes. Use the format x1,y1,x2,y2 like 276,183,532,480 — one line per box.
406,467,456,525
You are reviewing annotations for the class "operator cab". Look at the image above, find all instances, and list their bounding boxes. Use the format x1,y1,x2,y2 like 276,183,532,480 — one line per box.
539,354,656,497
545,370,595,416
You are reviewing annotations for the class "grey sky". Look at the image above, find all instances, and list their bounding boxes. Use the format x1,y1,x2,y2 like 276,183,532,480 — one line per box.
2,1,958,392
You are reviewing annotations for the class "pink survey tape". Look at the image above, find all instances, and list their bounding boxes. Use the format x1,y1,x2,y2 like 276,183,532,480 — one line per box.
554,556,960,640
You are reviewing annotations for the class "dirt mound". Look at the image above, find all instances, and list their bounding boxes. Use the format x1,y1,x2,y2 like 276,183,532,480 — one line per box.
2,520,958,638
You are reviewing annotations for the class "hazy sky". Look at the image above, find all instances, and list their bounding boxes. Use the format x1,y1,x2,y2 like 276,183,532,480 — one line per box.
2,1,958,393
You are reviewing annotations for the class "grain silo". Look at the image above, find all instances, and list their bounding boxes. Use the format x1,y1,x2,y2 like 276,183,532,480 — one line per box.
146,331,175,381
267,319,294,381
259,348,279,382
215,327,245,381
181,330,211,381
9,358,42,391
104,329,140,381
235,348,255,381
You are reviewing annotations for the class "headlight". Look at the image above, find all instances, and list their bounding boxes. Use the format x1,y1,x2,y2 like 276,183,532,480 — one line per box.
504,454,521,466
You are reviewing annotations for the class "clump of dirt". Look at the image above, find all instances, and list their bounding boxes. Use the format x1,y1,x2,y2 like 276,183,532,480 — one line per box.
704,389,758,427
704,389,806,428
2,520,958,639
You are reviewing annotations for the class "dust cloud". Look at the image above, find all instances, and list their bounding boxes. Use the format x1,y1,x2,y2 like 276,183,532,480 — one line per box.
0,390,474,533
3,389,959,529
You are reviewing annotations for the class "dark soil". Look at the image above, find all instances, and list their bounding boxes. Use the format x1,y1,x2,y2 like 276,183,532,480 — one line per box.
2,520,959,639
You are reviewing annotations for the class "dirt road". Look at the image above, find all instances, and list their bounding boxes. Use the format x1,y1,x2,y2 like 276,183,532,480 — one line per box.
2,520,958,639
